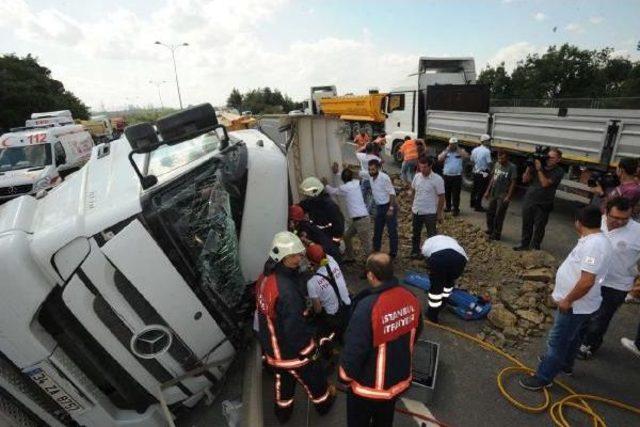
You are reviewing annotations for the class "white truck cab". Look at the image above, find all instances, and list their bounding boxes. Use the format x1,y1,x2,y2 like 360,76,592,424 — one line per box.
0,124,94,201
0,104,288,426
384,57,477,160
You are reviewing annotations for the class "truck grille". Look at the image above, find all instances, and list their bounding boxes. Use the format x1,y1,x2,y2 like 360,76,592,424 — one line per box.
0,184,32,197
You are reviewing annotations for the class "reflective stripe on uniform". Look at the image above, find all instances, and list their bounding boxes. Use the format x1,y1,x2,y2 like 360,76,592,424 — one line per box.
265,355,310,369
375,343,386,389
299,339,316,356
428,300,443,308
428,293,443,301
319,332,336,346
339,366,352,382
443,287,453,297
275,373,294,407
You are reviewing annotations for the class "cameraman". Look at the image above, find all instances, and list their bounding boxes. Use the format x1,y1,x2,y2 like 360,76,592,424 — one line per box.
514,148,564,251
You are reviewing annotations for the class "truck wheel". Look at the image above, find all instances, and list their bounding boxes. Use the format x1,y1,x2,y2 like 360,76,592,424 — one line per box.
363,123,373,137
392,140,403,165
352,122,361,137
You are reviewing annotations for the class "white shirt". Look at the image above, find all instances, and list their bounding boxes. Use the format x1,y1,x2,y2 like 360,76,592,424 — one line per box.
470,145,492,173
364,171,396,205
355,153,382,177
306,255,351,315
421,235,468,259
601,217,640,292
411,171,445,215
325,178,369,218
552,232,613,314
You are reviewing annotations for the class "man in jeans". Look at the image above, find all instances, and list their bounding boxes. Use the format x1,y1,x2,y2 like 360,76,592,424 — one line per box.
519,206,612,391
324,164,372,263
409,156,445,259
484,150,517,241
398,136,419,183
361,159,398,258
437,137,469,217
514,148,564,251
577,197,640,359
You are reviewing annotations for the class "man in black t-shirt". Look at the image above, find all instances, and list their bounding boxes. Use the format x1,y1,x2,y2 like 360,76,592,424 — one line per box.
514,148,564,251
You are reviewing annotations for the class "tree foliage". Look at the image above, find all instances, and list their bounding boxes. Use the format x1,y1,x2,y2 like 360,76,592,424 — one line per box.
0,54,90,131
226,87,301,113
478,44,640,100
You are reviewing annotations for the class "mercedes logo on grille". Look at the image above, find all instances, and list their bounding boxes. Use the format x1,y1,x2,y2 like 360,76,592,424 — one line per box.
130,325,173,359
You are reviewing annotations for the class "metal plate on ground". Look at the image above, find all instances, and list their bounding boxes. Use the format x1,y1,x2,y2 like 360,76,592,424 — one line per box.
405,339,440,404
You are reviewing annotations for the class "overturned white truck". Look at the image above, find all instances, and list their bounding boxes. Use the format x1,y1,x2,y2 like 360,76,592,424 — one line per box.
0,104,293,426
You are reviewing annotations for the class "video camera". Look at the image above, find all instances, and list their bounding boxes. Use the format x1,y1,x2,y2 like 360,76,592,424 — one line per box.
526,145,550,168
587,170,620,190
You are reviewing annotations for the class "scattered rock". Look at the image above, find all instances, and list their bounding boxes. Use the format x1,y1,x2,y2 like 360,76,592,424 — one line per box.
521,267,555,283
516,310,545,325
520,281,548,294
487,304,518,330
503,326,520,338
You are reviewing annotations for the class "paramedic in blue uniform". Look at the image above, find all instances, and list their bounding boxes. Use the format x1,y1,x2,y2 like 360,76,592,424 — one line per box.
256,232,336,422
339,253,422,427
421,235,468,323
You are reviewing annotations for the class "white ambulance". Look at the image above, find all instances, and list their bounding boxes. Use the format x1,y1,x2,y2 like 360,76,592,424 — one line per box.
0,123,94,201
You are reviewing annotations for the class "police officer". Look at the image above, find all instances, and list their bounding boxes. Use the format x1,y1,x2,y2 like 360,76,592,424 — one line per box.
437,137,469,216
470,134,493,212
299,176,345,242
421,235,468,323
340,253,422,427
256,232,336,422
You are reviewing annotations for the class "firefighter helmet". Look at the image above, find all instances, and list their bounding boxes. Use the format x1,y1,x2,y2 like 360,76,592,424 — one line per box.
269,231,306,262
300,177,324,197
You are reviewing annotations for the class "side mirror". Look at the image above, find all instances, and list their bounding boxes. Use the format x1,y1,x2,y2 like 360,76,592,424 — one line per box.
156,103,219,144
125,123,159,153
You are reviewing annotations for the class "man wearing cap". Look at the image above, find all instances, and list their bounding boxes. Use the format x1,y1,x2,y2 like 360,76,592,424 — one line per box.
306,244,352,346
470,134,493,212
256,232,336,422
438,137,469,216
288,205,342,263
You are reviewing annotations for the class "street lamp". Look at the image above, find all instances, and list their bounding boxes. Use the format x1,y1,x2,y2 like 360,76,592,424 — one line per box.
154,41,189,109
149,80,167,109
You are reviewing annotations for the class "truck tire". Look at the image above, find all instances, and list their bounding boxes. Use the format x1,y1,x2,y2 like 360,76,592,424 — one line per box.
392,140,404,165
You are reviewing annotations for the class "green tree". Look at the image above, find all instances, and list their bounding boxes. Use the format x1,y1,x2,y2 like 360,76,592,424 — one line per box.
0,54,89,131
226,88,242,110
478,44,640,103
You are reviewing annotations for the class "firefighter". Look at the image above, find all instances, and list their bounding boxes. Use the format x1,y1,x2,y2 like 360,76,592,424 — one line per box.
256,232,336,422
289,204,342,262
339,253,422,427
421,235,468,323
299,176,345,242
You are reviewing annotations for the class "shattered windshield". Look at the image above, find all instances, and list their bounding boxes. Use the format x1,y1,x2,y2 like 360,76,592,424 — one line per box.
143,148,248,315
141,131,221,178
0,144,52,172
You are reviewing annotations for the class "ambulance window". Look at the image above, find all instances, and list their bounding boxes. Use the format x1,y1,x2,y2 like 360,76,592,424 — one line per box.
388,94,405,112
54,142,65,158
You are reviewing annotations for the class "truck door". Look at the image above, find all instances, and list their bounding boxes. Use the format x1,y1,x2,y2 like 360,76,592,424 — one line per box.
385,91,416,134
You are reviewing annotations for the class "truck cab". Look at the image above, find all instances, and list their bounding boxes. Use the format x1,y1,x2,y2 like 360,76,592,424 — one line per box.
0,124,94,201
384,57,478,160
0,104,288,426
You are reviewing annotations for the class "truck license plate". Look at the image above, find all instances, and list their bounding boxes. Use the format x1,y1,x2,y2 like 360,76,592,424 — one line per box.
26,367,86,413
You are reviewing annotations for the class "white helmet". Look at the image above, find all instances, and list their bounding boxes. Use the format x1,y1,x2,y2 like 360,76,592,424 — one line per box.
480,134,492,143
300,176,324,197
449,137,459,145
269,231,306,262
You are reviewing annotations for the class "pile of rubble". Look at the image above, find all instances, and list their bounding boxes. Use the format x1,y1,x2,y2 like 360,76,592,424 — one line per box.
390,177,559,350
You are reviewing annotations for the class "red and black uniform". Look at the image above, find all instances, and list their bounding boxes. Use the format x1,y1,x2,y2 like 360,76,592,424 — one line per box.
256,262,333,419
339,279,422,427
300,193,345,240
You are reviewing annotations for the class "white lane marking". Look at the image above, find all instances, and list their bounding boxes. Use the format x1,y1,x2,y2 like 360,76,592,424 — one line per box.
400,397,439,426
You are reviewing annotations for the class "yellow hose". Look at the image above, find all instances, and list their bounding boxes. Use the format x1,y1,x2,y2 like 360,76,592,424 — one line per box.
425,320,640,426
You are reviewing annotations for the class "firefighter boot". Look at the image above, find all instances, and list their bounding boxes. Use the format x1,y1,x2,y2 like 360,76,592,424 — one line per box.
314,384,337,416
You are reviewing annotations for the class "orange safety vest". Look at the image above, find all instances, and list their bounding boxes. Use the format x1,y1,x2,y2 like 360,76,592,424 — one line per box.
399,139,419,161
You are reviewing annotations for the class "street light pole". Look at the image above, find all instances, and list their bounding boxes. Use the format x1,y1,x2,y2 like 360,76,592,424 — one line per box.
149,80,167,109
154,41,189,109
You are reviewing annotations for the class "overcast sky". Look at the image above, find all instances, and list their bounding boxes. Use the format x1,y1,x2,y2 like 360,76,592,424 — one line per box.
1,0,638,111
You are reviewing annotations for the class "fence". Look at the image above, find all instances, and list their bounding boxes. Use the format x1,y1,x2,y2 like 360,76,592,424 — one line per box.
491,97,640,110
